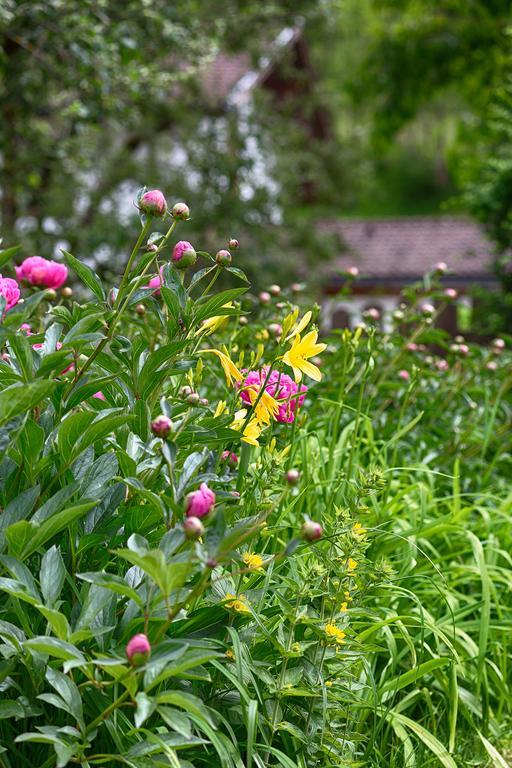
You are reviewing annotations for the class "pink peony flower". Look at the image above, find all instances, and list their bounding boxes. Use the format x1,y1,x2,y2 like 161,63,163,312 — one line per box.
139,189,167,218
398,370,410,381
16,256,67,289
20,323,32,335
172,240,196,266
185,483,215,519
0,275,20,313
32,340,74,373
239,367,307,424
126,633,151,665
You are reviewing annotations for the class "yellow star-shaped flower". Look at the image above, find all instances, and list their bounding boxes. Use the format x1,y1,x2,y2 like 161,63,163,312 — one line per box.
282,329,327,382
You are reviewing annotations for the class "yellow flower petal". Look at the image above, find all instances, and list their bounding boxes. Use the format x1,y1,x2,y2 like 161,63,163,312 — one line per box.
285,310,312,341
201,348,243,386
195,303,234,336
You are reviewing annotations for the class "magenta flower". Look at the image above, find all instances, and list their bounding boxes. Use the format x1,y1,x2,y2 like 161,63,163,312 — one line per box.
20,323,32,335
172,240,196,268
145,267,164,296
185,483,215,519
398,369,410,381
151,414,173,438
126,633,151,665
139,189,167,218
239,367,307,424
16,256,67,289
0,275,20,313
93,391,106,401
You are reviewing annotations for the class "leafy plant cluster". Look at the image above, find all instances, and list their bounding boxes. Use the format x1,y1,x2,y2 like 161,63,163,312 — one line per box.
0,197,510,768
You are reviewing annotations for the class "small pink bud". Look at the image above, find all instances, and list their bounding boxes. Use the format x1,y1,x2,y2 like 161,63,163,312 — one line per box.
186,483,215,519
291,282,304,293
268,323,282,338
436,359,449,372
221,450,238,469
206,557,218,568
20,323,32,335
486,360,497,371
239,316,248,326
62,286,73,298
151,414,173,438
136,303,146,316
140,189,167,218
199,397,209,406
229,238,239,250
302,520,323,542
179,385,193,398
421,303,435,316
146,243,158,253
492,338,505,351
346,266,359,277
286,468,300,486
444,288,457,300
268,284,281,296
406,342,418,352
215,249,232,267
126,633,151,666
186,392,200,405
45,288,57,301
364,307,380,320
459,344,470,356
172,202,190,220
183,516,205,540
172,240,196,269
259,291,271,305
398,369,410,381
434,262,448,273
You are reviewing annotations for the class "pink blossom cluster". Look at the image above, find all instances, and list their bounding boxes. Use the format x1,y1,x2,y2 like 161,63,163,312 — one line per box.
239,367,307,423
0,275,20,312
16,256,67,289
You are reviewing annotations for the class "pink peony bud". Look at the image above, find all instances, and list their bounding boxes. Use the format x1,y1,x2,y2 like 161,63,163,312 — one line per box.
458,344,470,356
486,360,497,371
151,414,173,438
172,202,190,220
183,516,205,540
492,338,505,351
398,369,410,381
20,323,32,335
258,291,271,305
186,392,200,405
126,633,151,666
302,520,323,542
215,249,232,267
346,266,359,278
444,288,458,300
0,275,20,313
268,284,281,297
221,450,238,469
286,468,301,486
406,342,418,352
364,307,380,320
62,286,73,298
291,282,304,293
229,238,239,250
185,483,215,518
15,256,67,290
140,190,167,218
268,323,282,338
434,262,448,273
420,303,435,316
172,240,196,269
436,359,449,372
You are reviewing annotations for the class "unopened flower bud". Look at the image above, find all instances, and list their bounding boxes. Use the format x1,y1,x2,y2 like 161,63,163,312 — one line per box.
239,316,248,326
455,335,465,343
421,303,435,316
186,392,200,405
179,385,193,398
61,286,73,298
286,468,300,486
268,323,282,338
215,249,232,267
221,450,238,469
459,344,470,356
486,360,497,371
151,414,173,438
172,202,190,220
146,242,158,253
140,189,167,218
229,238,239,250
268,284,281,296
302,520,323,542
259,291,271,305
291,282,304,293
172,240,196,269
183,516,205,540
126,633,151,666
206,557,218,568
364,307,380,320
444,288,457,300
186,483,215,518
406,342,418,352
346,266,359,278
45,289,57,301
434,261,448,274
200,397,209,406
136,303,146,316
493,338,505,352
398,369,410,381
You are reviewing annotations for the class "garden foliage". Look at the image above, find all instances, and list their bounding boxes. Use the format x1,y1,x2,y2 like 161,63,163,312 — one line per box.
0,193,510,767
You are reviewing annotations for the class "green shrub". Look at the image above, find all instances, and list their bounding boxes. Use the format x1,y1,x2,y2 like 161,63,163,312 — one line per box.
0,192,510,767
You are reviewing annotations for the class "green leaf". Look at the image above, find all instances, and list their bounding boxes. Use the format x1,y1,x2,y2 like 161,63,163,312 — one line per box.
0,381,56,426
383,710,457,768
380,658,450,697
7,501,97,560
0,244,22,270
194,287,247,324
24,636,86,664
40,546,66,607
77,571,144,607
7,332,33,381
62,249,105,301
135,691,156,728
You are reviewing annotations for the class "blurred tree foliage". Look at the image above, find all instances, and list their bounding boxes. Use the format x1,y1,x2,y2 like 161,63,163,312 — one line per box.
0,0,341,284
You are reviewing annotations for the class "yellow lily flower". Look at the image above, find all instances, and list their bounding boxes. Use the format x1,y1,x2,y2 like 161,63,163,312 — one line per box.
214,400,227,418
244,386,280,426
194,303,234,336
282,329,327,382
285,310,312,341
201,348,243,386
231,409,262,446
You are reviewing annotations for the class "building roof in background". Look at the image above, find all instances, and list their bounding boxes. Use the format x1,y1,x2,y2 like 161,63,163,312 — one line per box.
321,216,496,283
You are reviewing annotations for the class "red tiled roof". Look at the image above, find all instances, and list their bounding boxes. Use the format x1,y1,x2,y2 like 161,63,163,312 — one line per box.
321,217,496,280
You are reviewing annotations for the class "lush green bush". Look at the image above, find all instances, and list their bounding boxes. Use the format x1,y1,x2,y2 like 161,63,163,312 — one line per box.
0,193,510,767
